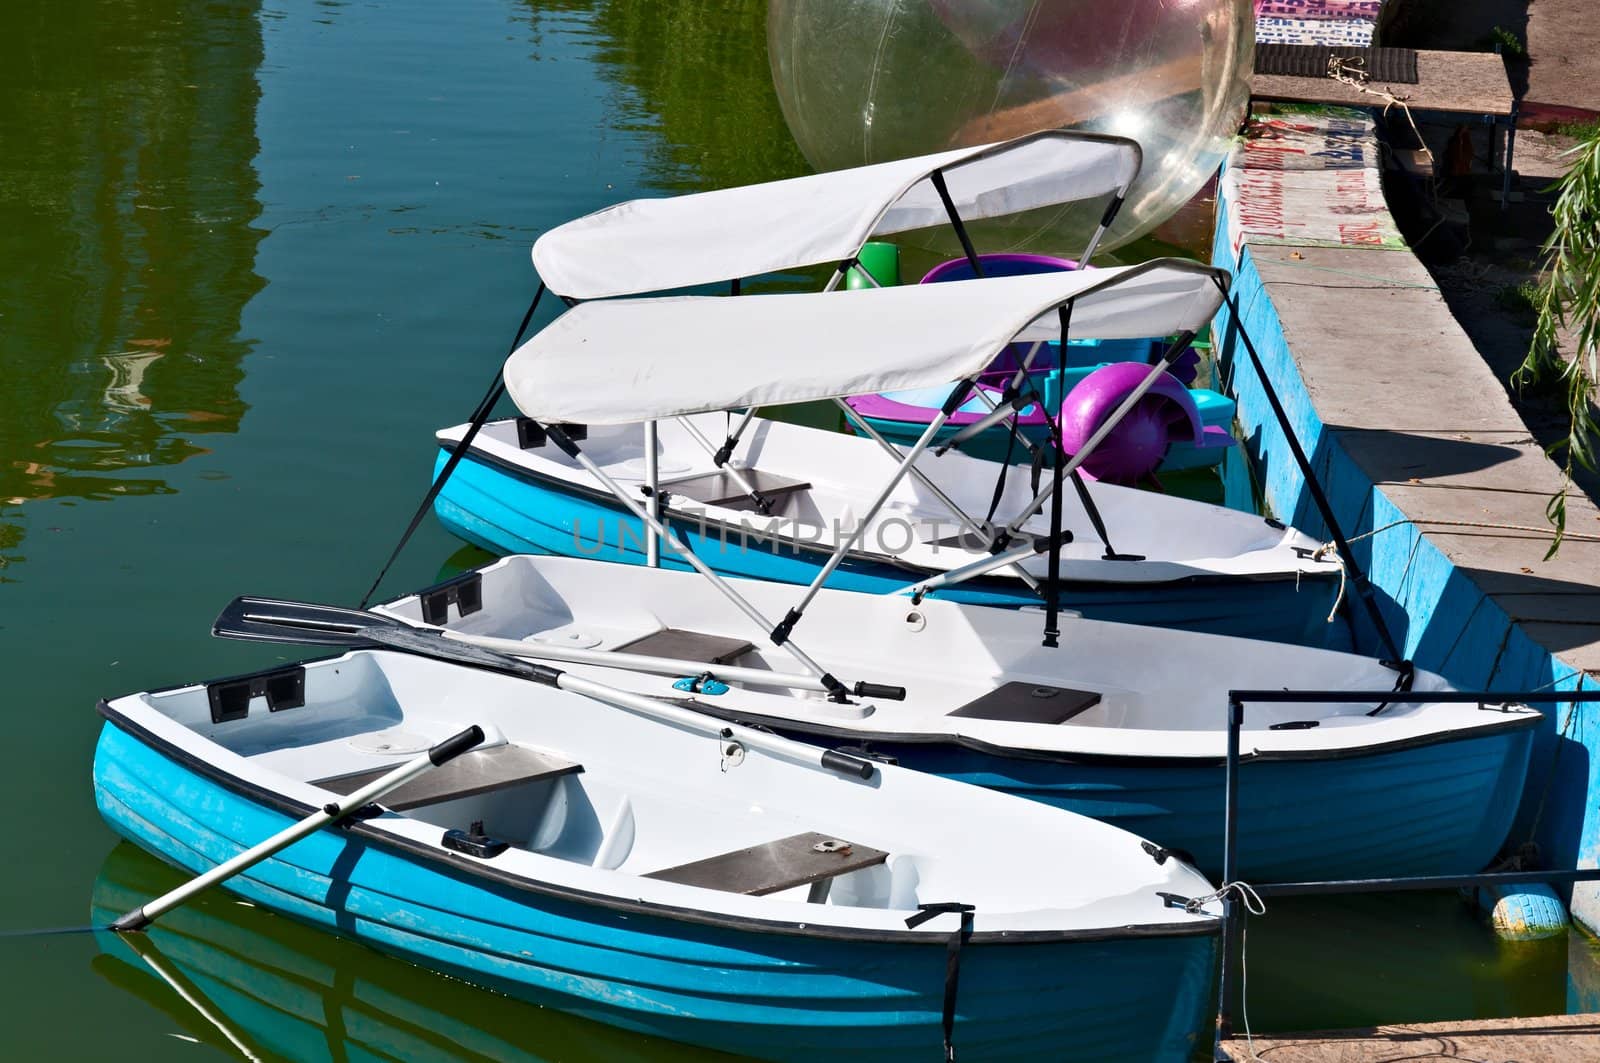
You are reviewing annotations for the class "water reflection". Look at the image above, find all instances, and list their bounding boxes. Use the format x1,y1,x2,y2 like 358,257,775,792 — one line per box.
0,0,265,525
522,0,807,194
92,844,732,1063
516,0,1202,267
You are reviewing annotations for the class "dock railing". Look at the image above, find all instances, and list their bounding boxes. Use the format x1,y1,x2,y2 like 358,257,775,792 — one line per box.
1216,687,1600,1050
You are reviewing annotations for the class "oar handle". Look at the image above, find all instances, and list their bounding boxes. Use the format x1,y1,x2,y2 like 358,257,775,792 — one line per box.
428,725,488,765
111,726,485,933
555,672,875,781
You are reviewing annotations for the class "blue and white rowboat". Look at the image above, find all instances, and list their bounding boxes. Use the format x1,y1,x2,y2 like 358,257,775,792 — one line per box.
433,411,1340,645
378,554,1541,882
95,647,1221,1062
436,260,1343,648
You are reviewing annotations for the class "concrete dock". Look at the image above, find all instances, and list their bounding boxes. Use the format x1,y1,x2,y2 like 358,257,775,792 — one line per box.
1221,1012,1600,1061
1213,93,1600,924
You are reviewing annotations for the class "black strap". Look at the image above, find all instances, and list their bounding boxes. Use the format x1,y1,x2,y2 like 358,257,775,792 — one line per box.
929,170,983,279
1367,658,1417,716
905,902,976,1061
1042,304,1072,648
358,283,545,608
982,402,1019,526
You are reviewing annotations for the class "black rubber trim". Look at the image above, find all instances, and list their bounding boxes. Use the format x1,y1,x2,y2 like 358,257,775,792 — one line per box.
95,700,1217,945
436,436,1344,591
821,749,876,779
663,697,1542,768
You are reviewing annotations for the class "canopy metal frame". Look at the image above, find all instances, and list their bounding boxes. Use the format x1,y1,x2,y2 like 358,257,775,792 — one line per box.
519,263,1229,668
660,149,1132,544
370,132,1404,701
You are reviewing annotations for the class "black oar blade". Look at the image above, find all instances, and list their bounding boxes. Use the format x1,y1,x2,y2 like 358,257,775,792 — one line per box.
357,623,546,681
213,596,383,648
213,596,559,686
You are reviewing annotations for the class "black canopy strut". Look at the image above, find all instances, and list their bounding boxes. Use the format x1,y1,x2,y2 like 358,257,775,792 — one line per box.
1215,278,1405,665
359,283,547,608
1042,303,1073,647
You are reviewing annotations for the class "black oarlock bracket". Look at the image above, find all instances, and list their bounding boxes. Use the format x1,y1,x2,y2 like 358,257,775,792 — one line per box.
515,417,547,449
418,571,484,627
769,608,802,646
207,665,306,724
443,819,509,859
638,484,673,508
1142,840,1195,866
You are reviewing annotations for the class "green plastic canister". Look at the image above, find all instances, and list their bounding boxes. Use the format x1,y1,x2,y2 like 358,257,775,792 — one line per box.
845,241,901,290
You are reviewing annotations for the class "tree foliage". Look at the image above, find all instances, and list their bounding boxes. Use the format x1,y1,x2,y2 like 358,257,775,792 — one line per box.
1512,127,1600,557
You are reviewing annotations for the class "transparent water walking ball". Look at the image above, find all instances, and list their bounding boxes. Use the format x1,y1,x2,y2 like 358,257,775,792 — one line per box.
768,0,1254,254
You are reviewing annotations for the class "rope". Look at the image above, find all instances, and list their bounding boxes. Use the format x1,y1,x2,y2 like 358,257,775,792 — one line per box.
1198,882,1266,1062
1309,513,1600,625
1324,516,1600,549
1238,918,1260,1062
1326,55,1434,170
1185,880,1265,917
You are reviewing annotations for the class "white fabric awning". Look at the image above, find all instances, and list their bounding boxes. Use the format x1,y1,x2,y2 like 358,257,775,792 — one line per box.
531,131,1141,301
505,259,1228,425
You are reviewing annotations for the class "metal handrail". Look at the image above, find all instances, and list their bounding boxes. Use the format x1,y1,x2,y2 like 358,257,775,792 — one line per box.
1215,686,1600,1048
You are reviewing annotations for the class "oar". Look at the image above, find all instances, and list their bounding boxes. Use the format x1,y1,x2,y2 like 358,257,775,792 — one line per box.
225,596,905,701
120,931,266,1061
109,725,486,932
213,596,879,781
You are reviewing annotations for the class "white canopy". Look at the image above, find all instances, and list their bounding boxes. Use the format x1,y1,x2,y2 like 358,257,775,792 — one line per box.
504,259,1228,425
531,131,1142,301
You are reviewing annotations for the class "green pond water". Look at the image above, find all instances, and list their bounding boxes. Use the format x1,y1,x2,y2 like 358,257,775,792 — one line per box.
0,0,1588,1058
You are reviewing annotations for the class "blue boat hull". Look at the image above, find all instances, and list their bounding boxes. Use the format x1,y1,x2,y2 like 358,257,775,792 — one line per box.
433,448,1339,646
765,723,1539,882
93,720,1219,1062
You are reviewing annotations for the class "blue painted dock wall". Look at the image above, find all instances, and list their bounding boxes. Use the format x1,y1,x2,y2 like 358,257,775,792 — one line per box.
1210,186,1600,930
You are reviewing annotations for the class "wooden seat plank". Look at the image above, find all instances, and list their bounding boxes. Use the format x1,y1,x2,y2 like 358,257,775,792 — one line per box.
644,831,888,897
316,744,581,811
613,627,755,665
663,469,812,511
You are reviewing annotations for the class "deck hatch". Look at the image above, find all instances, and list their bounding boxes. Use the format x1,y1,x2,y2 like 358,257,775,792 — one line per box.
613,628,755,666
948,681,1102,725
